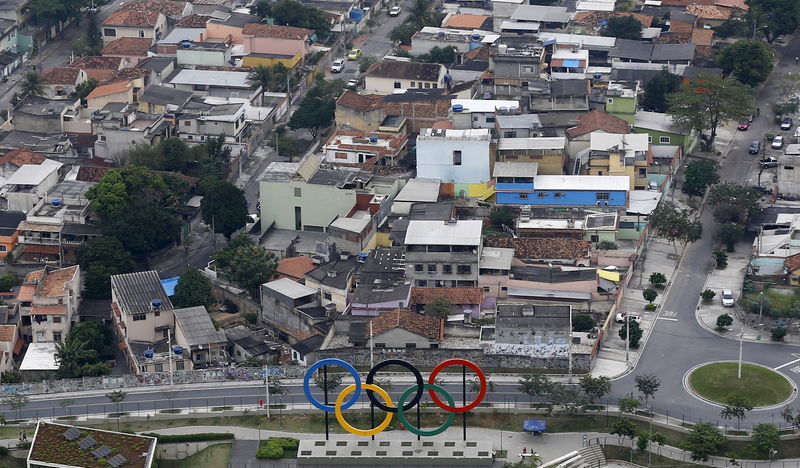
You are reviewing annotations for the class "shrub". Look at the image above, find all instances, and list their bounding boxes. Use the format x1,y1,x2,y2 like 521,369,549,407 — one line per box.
256,437,300,459
141,433,234,443
644,303,657,311
0,446,8,456
649,272,667,288
701,289,716,303
771,327,787,341
716,313,733,329
643,288,658,304
713,249,728,269
597,240,618,250
572,314,594,332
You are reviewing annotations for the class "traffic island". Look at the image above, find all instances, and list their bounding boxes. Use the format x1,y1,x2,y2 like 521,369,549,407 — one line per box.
685,361,795,408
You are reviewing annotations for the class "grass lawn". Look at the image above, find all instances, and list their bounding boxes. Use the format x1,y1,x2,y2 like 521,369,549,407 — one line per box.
0,455,26,468
157,443,231,468
688,362,792,406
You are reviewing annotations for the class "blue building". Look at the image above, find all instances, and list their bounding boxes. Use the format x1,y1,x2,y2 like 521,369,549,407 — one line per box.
494,165,629,207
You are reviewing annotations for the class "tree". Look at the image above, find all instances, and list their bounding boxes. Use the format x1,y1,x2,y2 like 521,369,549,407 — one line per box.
596,240,618,250
213,233,278,297
681,423,725,461
708,184,762,221
70,78,98,101
469,375,495,397
572,314,594,332
271,0,330,35
173,267,213,309
419,46,457,64
0,273,19,292
247,64,291,95
67,322,114,363
313,372,343,394
683,159,720,196
407,0,436,29
713,249,728,269
250,0,271,18
750,423,779,456
489,206,515,228
636,431,650,453
649,272,667,288
55,339,96,379
771,327,787,341
647,202,702,249
550,383,583,414
642,288,658,304
390,23,418,45
518,374,554,401
358,56,377,73
717,40,773,87
201,179,249,238
579,375,611,405
2,393,29,421
612,418,637,445
667,73,753,145
602,16,643,39
619,319,643,348
59,398,74,417
26,0,86,25
634,374,661,406
642,69,681,112
720,393,753,430
106,390,127,430
717,223,745,252
746,0,800,43
780,405,800,428
20,72,44,97
77,237,136,298
702,289,717,302
288,83,337,139
716,313,734,329
618,396,641,413
423,296,454,319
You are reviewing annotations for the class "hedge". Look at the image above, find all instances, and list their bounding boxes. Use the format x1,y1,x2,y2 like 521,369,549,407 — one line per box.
256,437,299,459
140,433,234,443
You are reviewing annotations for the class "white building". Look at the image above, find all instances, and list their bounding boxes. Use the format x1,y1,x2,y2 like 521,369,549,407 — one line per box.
363,60,446,95
416,128,492,184
451,99,521,129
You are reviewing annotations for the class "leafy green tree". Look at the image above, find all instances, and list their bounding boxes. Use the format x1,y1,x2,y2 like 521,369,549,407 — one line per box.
313,372,343,394
713,249,728,269
636,431,650,453
649,272,667,288
683,159,720,196
406,0,436,29
489,206,515,228
579,375,611,404
271,0,330,35
106,390,127,430
86,12,102,54
213,234,278,297
358,55,377,73
717,40,773,87
0,273,19,292
288,81,337,139
771,327,787,341
750,423,779,455
423,296,454,319
596,240,618,250
667,73,753,145
550,383,584,414
55,339,96,378
701,289,717,302
26,0,86,25
717,222,745,252
2,393,29,421
173,267,214,309
618,396,641,413
77,235,138,298
572,314,594,332
720,393,753,430
619,319,643,348
708,184,762,221
250,0,271,18
518,374,554,401
71,78,98,101
780,405,800,428
390,23,419,45
716,313,733,328
612,418,637,444
67,322,114,362
602,16,643,39
634,374,661,406
642,288,658,304
746,0,800,43
419,46,457,64
20,72,44,97
681,423,725,461
643,69,681,112
647,201,703,249
201,179,249,238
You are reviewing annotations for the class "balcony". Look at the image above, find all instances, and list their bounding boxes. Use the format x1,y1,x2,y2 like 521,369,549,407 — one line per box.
19,236,59,245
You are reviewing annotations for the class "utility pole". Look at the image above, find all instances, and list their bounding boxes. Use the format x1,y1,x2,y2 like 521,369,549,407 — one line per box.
264,364,271,418
758,291,764,340
625,315,630,365
738,329,744,379
167,329,174,386
369,320,374,368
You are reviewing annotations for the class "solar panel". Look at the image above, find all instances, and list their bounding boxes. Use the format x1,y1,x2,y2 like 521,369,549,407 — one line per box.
107,454,127,468
92,445,112,459
77,437,97,450
62,428,81,441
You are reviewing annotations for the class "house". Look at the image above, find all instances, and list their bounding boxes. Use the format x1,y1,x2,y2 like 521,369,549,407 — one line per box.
495,137,567,174
260,278,326,344
784,253,800,286
479,246,514,297
548,41,589,80
120,0,193,23
304,255,360,313
416,128,492,184
0,49,22,78
175,14,211,28
0,132,76,162
602,81,639,124
335,91,385,132
382,89,455,133
225,324,282,364
530,80,590,112
138,84,194,114
93,102,169,160
778,153,800,196
582,132,651,190
28,422,157,468
176,102,246,144
366,308,443,348
410,287,484,318
168,69,255,100
0,147,47,179
173,306,228,368
608,40,695,65
509,5,573,30
275,256,316,282
12,95,82,134
450,99,520,130
686,4,731,27
136,56,177,85
176,40,231,67
633,110,695,150
489,44,544,96
291,334,324,365
322,130,407,167
71,55,126,83
156,26,202,54
495,173,629,207
485,236,592,265
404,219,483,288
411,27,497,56
39,67,85,99
565,109,631,159
241,24,313,67
364,60,446,95
101,36,153,65
1,159,62,212
18,266,81,343
350,246,410,316
204,11,261,44
102,9,167,45
509,264,600,299
495,114,542,138
444,14,493,30
85,80,135,109
0,211,24,260
0,324,18,373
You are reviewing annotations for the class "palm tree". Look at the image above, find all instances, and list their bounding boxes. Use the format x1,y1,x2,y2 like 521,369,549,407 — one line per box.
408,0,435,29
54,339,94,378
20,71,44,97
247,65,272,102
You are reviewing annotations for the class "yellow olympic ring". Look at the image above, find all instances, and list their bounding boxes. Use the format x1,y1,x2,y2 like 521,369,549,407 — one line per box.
334,383,394,436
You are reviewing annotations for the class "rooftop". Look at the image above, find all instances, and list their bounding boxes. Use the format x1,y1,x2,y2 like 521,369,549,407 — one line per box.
173,306,227,347
510,4,572,23
496,113,541,129
369,308,441,341
497,137,565,151
103,9,162,27
110,270,174,315
35,266,79,298
71,56,123,70
445,14,491,29
0,147,46,166
102,37,153,56
176,14,211,27
535,174,629,191
589,132,649,152
494,161,539,177
170,69,250,88
40,67,81,85
275,256,316,281
417,128,491,141
121,0,188,17
336,90,384,112
224,324,278,356
29,422,156,468
19,342,58,371
306,256,360,290
634,110,689,135
140,85,194,107
5,161,62,186
365,60,443,81
242,23,314,39
263,277,317,299
565,109,631,139
451,98,519,113
485,236,591,260
404,219,483,246
411,287,483,305
394,178,440,203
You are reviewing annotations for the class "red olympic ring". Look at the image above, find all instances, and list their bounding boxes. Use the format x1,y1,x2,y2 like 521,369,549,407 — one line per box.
427,358,486,413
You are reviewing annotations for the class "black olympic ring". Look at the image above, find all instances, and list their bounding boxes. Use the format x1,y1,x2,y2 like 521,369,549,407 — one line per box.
364,359,424,412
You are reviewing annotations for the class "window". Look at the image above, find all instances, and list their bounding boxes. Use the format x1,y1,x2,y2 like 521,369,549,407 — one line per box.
415,264,424,272
785,166,794,170
99,135,107,142
590,234,599,242
519,193,529,200
163,329,169,338
485,116,496,123
335,152,347,159
138,30,145,38
198,120,205,126
183,120,190,126
647,136,652,143
424,83,430,88
596,192,610,201
597,171,603,176
394,81,401,89
427,264,437,272
537,192,548,198
430,343,439,349
410,81,415,87
638,168,647,177
554,192,564,199
53,332,62,342
457,265,471,275
52,316,61,324
405,343,417,348
155,363,163,372
103,28,116,37
521,81,529,87
294,187,302,197
442,264,452,274
417,280,428,287
154,310,160,317
133,314,146,321
501,286,508,291
323,292,332,300
659,136,671,144
607,98,613,104
504,131,517,138
432,83,437,89
374,343,386,348
176,360,185,370
453,150,462,165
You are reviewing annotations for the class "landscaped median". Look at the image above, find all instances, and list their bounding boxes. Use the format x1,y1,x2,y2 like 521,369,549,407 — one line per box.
687,362,794,407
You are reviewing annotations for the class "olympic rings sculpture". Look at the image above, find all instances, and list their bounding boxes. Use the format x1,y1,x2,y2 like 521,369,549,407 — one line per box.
302,358,486,436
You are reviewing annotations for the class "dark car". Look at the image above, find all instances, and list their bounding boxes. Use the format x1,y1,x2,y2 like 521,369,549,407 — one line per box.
749,140,761,154
751,185,770,194
738,121,750,130
781,117,794,130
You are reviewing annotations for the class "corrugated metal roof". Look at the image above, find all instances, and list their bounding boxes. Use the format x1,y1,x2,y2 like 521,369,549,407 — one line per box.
173,306,227,347
110,270,173,315
497,137,565,151
404,220,482,246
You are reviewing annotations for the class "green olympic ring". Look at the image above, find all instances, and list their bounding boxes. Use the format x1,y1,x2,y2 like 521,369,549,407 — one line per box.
396,383,456,437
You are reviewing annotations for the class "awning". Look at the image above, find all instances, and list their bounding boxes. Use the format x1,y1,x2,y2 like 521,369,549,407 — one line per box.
12,339,23,355
598,269,622,282
523,419,546,432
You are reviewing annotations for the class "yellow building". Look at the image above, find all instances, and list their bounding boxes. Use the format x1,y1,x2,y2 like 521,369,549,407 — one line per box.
584,132,652,191
242,52,302,69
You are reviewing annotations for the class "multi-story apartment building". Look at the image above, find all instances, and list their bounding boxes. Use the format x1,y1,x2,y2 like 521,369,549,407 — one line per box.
18,265,81,343
404,219,483,288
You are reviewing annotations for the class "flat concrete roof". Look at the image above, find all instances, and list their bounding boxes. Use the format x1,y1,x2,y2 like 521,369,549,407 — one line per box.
20,342,58,371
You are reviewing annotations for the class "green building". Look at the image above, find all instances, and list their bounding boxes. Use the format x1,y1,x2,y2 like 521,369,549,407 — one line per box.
633,110,695,151
604,81,638,125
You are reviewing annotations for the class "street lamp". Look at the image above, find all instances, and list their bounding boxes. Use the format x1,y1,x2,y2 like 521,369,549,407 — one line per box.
758,291,764,340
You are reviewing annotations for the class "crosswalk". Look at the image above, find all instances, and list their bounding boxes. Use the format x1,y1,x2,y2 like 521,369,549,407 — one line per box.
658,310,678,321
789,366,800,375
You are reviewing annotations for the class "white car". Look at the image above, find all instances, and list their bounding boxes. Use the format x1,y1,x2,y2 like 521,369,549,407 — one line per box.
330,59,345,73
615,313,641,323
347,78,360,89
389,6,401,16
721,289,735,307
772,135,784,149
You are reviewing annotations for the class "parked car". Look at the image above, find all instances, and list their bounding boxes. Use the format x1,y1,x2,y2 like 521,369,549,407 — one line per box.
751,185,770,194
748,140,761,154
738,121,750,131
760,156,778,168
772,135,784,149
347,49,362,60
346,77,361,89
721,289,735,307
615,313,642,323
781,117,793,130
389,6,401,16
330,59,345,73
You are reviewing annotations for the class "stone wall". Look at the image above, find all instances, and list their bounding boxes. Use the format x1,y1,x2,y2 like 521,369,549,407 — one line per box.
158,441,232,460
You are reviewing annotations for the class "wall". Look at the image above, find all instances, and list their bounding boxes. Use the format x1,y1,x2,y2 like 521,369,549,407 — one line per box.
86,89,133,110
95,127,157,159
371,327,437,348
176,48,227,66
0,232,18,260
259,180,356,231
632,127,687,148
383,98,452,133
605,96,635,124
103,16,166,44
364,74,444,95
13,112,62,134
243,52,302,69
205,23,245,44
496,189,627,206
244,36,306,58
416,137,491,184
159,441,232,460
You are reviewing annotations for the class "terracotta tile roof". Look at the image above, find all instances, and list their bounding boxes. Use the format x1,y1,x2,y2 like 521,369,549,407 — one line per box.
0,325,14,342
566,109,631,139
785,253,800,271
242,24,313,40
444,14,490,29
102,37,153,56
176,14,211,27
0,147,46,166
336,90,384,112
35,266,79,298
275,256,315,281
72,56,124,70
87,80,131,99
121,0,188,17
40,67,80,85
484,237,591,260
715,0,748,10
574,11,652,28
24,270,44,284
691,28,714,46
368,308,441,341
21,244,60,255
17,285,35,302
667,19,695,34
85,69,116,81
463,43,490,62
656,32,692,44
686,4,731,20
110,67,150,81
365,61,442,81
103,9,162,27
77,165,111,182
410,287,483,306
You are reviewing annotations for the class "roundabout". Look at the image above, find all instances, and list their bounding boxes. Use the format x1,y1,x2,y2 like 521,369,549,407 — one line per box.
684,361,797,409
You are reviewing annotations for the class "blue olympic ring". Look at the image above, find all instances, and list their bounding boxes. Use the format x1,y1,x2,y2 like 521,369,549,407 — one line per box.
303,358,361,412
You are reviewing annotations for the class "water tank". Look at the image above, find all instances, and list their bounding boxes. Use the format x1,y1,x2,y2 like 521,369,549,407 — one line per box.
471,33,482,40
172,346,184,355
180,40,191,49
369,135,378,143
593,72,602,80
452,104,464,112
498,44,508,55
438,31,445,37
143,349,154,359
150,299,162,310
51,199,61,207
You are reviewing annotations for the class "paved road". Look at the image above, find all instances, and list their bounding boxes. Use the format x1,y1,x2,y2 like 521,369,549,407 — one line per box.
609,38,800,426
